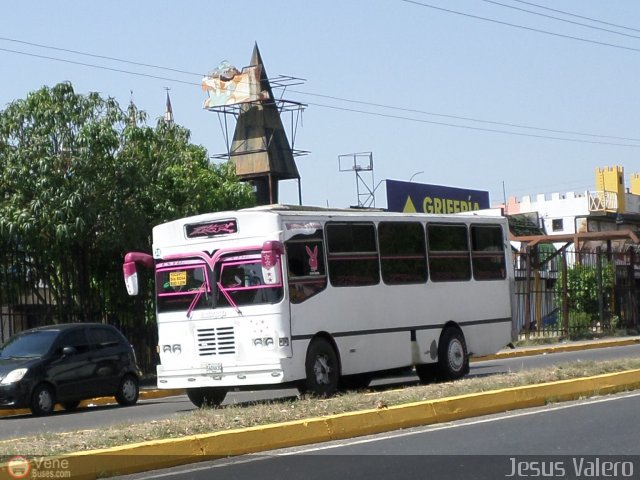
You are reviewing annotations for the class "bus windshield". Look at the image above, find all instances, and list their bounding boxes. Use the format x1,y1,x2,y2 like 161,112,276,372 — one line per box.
215,256,283,309
155,254,283,314
156,263,211,314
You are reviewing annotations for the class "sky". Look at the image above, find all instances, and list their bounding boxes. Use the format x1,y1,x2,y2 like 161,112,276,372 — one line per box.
1,0,640,210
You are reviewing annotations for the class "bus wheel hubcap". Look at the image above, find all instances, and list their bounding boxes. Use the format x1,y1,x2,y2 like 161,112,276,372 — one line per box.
314,356,331,384
448,340,464,372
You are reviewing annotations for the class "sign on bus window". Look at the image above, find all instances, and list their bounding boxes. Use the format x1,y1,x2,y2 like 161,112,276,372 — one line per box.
286,232,327,304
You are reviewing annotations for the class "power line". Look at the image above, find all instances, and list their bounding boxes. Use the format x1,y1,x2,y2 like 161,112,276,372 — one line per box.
305,102,640,148
480,0,640,41
509,0,640,34
399,0,640,54
0,36,204,77
289,89,640,143
0,47,200,86
1,38,639,148
1,35,638,144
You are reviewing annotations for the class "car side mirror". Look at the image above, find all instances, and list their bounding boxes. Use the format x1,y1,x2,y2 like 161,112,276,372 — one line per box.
62,346,77,357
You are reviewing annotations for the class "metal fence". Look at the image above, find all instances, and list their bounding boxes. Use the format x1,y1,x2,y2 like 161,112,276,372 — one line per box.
514,246,639,339
0,244,158,373
2,243,639,372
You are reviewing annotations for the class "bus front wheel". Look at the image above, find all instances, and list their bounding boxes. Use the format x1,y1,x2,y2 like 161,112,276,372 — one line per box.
304,337,339,397
437,327,469,381
186,387,227,408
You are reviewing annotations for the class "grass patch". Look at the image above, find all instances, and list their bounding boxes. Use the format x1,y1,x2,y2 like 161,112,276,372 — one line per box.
1,357,640,459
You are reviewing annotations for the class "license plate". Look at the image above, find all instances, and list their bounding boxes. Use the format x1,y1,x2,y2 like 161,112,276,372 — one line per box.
204,363,223,374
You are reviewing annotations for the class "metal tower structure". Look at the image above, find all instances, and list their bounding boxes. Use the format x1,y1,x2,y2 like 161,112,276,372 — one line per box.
204,44,308,205
339,152,376,208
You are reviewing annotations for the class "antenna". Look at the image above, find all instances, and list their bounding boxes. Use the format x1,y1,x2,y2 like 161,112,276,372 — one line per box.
339,152,376,208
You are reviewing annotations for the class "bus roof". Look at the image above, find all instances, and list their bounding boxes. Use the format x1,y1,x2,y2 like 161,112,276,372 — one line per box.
151,204,507,256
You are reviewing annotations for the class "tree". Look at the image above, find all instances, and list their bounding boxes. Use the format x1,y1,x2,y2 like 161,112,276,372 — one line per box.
0,82,254,325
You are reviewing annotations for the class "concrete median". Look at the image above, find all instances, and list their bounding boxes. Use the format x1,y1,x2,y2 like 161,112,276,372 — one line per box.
3,368,640,479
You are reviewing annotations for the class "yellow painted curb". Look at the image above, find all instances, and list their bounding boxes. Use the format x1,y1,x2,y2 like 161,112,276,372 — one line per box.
4,369,640,480
474,337,640,362
0,389,184,418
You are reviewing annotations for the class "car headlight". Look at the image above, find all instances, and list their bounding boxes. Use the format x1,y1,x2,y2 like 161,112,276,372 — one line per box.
0,368,28,385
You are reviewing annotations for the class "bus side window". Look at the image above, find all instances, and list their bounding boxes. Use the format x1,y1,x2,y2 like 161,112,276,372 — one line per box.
379,221,427,285
285,233,327,304
427,224,471,282
470,225,507,280
326,223,379,287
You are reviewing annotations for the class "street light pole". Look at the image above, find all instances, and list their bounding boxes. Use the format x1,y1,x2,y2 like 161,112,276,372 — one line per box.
409,171,424,182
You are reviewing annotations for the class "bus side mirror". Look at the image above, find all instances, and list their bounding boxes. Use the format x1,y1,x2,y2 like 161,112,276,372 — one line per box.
261,241,284,285
123,261,139,296
122,252,154,296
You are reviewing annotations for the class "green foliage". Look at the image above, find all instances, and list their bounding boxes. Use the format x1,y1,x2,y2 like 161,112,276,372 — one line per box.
0,82,254,324
555,262,615,334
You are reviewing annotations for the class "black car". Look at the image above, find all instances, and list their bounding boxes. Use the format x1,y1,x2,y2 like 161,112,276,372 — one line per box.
0,323,141,416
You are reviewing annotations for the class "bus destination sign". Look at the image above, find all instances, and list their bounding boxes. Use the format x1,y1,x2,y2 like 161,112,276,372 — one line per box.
185,220,238,238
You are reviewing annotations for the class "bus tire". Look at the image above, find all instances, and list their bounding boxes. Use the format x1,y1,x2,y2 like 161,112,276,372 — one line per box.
186,387,227,408
415,363,437,384
305,337,339,397
437,327,469,381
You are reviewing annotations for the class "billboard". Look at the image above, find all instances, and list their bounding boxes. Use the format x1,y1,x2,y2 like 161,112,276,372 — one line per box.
386,179,490,214
202,65,268,108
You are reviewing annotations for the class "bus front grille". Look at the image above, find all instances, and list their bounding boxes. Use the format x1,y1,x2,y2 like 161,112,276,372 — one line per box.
196,326,236,356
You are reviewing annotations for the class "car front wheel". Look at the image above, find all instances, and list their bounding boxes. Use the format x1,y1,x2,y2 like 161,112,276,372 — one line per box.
30,384,55,416
115,375,139,406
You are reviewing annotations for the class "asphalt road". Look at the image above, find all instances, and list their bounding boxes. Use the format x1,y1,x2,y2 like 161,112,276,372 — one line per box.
2,344,640,440
116,391,640,480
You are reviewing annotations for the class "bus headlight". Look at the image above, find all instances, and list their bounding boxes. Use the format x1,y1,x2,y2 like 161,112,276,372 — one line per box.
253,337,275,348
162,344,182,354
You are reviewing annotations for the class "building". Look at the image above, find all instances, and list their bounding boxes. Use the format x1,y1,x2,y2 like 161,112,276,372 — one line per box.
503,166,640,249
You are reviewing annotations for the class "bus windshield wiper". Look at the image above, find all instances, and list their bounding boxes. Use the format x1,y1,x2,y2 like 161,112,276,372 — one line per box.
217,282,242,315
186,283,207,318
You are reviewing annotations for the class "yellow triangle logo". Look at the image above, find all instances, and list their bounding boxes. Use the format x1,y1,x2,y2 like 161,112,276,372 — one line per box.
403,196,417,213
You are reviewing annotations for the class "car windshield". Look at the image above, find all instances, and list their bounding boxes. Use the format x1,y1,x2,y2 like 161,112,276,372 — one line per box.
0,330,59,358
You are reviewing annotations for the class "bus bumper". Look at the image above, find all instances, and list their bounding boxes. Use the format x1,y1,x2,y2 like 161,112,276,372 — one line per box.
155,363,290,389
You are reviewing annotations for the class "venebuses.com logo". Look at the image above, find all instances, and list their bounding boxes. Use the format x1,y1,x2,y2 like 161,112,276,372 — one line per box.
6,455,71,478
6,456,30,479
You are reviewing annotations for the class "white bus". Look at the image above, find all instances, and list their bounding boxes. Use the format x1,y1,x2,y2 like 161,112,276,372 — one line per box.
123,205,516,407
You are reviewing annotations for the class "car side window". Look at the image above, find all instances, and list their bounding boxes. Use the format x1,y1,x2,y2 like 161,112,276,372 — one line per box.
57,329,91,355
87,327,123,349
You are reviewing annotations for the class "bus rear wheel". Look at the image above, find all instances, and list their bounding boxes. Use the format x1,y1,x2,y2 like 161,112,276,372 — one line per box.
437,327,469,381
305,337,339,397
186,387,227,408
